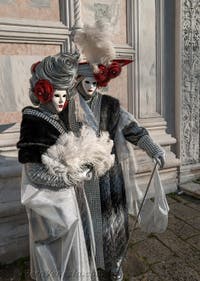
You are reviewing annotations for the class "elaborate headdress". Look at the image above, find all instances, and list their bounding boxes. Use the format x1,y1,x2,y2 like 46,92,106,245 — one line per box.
29,52,80,105
74,20,132,87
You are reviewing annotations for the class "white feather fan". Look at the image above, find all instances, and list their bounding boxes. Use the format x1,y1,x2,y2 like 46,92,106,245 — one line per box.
42,126,115,185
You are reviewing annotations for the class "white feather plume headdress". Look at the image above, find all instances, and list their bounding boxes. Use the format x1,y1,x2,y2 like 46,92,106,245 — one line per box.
74,20,116,72
73,20,133,88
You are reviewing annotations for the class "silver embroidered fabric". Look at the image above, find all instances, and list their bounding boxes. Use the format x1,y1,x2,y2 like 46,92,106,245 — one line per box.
30,52,79,90
25,163,70,190
68,98,82,135
137,134,165,158
68,91,102,135
67,91,105,268
84,175,105,269
89,92,102,134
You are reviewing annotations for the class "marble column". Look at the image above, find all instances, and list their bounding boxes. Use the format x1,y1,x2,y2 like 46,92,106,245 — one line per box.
176,0,200,183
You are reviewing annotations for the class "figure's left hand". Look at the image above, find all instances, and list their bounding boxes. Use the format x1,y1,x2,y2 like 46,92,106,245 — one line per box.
154,154,165,169
80,164,93,181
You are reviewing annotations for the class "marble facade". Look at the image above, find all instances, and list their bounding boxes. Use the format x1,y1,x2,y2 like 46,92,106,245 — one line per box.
0,56,42,113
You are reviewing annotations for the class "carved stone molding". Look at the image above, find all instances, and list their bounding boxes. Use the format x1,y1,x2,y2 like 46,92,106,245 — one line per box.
0,0,78,51
0,17,70,48
181,0,200,165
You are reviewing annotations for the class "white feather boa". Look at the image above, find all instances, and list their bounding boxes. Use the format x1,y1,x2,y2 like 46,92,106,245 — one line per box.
42,126,115,185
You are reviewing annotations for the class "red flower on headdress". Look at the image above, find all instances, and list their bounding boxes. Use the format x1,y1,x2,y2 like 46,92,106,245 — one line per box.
94,64,110,87
31,61,41,73
34,79,54,104
107,62,121,79
93,62,122,87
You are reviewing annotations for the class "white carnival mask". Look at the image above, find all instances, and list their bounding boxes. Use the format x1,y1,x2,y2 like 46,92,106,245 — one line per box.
81,77,97,96
52,89,67,112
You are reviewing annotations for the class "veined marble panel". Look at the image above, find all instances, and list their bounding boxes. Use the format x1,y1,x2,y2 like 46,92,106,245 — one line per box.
0,55,42,112
0,0,59,21
81,0,127,44
107,68,128,109
0,112,21,125
0,44,60,56
30,0,50,8
0,0,14,3
137,0,158,118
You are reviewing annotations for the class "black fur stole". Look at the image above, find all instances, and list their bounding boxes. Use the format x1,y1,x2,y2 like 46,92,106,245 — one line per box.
17,107,63,163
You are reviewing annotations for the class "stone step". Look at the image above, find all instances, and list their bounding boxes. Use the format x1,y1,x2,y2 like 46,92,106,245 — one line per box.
0,160,21,178
179,182,200,199
0,123,20,134
0,236,29,264
0,201,25,218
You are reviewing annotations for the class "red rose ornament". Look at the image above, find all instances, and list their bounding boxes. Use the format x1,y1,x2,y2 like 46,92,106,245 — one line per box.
34,79,54,104
108,62,121,79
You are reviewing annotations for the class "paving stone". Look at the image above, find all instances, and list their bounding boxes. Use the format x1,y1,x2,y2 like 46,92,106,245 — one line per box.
128,270,164,281
128,228,149,244
131,237,172,265
123,249,149,277
186,202,200,212
152,257,200,281
187,235,200,251
0,259,32,281
166,196,178,205
186,216,200,230
167,214,199,240
168,212,177,221
127,216,149,244
170,203,200,219
177,244,200,274
174,194,200,205
0,264,21,281
156,230,200,274
155,229,192,255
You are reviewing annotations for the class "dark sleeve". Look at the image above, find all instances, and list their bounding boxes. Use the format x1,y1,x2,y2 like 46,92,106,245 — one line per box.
59,106,70,131
18,145,48,164
122,121,149,146
100,95,120,139
17,114,58,163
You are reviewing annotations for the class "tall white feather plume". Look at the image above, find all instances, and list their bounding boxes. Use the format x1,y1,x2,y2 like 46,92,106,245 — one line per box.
74,20,116,70
42,126,115,185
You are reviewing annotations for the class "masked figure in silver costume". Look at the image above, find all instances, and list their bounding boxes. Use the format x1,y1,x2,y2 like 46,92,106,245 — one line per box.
60,58,166,281
17,53,103,281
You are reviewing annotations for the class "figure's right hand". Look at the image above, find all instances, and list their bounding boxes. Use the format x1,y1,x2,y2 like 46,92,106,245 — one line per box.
153,154,166,169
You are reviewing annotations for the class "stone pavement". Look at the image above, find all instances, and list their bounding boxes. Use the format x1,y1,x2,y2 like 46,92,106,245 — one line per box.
0,193,199,281
123,193,200,281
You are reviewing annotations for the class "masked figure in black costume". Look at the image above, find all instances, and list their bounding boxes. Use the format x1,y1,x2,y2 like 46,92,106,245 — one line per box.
60,57,165,281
